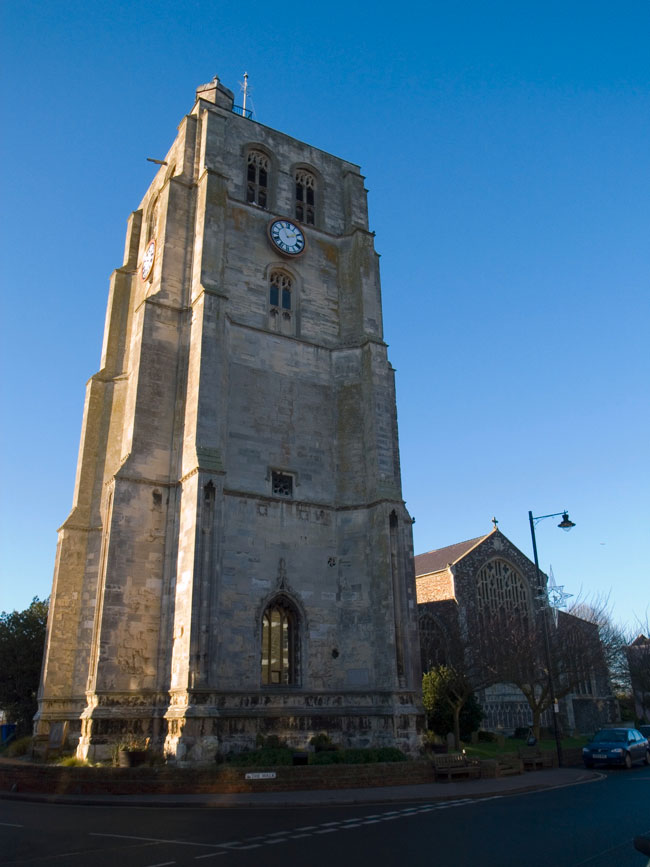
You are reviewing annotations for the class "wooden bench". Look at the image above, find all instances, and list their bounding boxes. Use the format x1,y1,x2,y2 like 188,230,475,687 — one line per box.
518,746,553,771
496,757,523,776
433,752,481,781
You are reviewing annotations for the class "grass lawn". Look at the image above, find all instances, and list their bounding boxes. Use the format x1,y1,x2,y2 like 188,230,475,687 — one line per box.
463,736,589,760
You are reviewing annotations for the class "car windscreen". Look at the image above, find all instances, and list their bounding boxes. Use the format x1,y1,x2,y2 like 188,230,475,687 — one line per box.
592,730,627,743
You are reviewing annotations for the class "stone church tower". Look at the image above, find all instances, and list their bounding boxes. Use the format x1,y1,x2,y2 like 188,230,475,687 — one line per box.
36,76,422,761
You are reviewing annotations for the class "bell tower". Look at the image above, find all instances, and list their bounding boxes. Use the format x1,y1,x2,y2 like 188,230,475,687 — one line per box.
36,76,423,761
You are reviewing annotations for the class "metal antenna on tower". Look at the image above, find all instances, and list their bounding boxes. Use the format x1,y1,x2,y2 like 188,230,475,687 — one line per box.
241,71,249,118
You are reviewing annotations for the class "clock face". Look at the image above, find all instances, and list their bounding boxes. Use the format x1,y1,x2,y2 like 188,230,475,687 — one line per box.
268,219,306,257
141,239,156,280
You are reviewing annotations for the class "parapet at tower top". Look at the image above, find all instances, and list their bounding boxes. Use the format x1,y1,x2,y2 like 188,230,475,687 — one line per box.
195,75,235,112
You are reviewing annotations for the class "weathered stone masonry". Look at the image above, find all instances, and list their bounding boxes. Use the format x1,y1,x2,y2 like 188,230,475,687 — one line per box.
36,77,423,761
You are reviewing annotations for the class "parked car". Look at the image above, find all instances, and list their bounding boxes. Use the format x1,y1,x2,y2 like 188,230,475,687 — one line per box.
637,724,650,739
583,728,650,769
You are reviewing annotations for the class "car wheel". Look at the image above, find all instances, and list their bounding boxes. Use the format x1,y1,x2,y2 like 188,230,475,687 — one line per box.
644,750,650,766
583,761,593,769
624,752,633,769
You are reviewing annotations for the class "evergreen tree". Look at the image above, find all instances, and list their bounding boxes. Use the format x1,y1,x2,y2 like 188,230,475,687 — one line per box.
422,665,483,748
0,597,49,735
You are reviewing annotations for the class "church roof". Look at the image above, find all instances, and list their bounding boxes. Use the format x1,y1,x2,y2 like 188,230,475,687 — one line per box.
415,532,493,576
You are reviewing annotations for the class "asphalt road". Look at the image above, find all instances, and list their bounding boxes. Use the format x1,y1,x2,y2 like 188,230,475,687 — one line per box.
1,767,649,867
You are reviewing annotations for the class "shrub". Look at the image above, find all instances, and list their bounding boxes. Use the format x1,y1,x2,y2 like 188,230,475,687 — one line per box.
477,730,498,743
309,732,339,752
340,748,374,764
309,750,346,765
309,746,406,765
226,747,293,767
374,747,407,763
57,755,87,767
4,736,32,757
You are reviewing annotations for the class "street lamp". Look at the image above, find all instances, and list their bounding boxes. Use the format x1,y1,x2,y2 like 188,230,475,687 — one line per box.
528,509,575,768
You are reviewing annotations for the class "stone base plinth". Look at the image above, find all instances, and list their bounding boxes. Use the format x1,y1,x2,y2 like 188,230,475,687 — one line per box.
39,688,424,763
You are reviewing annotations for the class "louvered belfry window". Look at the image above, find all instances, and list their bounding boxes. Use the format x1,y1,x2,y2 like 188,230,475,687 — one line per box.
247,150,269,208
295,169,315,225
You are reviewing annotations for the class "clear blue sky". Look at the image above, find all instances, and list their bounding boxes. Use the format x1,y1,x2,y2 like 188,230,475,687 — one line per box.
1,1,648,632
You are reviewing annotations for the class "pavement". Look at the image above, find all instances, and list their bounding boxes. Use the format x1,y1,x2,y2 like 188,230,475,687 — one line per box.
0,767,604,809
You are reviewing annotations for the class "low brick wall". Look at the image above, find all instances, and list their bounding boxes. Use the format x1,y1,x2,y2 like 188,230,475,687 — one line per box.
1,748,583,796
0,758,435,796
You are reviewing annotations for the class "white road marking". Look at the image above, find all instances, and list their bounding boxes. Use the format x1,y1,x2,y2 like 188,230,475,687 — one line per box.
144,862,176,867
0,822,24,827
89,832,223,850
89,794,488,860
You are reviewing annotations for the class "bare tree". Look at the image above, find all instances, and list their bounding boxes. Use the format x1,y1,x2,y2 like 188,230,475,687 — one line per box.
568,592,630,694
420,605,492,749
476,605,608,740
627,610,650,723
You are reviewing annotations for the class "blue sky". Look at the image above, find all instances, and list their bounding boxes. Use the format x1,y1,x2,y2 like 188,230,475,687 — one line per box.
1,1,648,632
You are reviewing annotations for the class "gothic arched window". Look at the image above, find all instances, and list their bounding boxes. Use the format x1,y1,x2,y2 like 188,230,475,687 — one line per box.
268,269,293,335
145,193,160,242
247,150,269,208
476,559,529,622
419,614,448,673
295,169,315,225
261,597,298,685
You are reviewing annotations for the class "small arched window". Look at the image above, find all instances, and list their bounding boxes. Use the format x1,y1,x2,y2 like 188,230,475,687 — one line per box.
295,169,315,225
261,597,298,685
247,150,269,208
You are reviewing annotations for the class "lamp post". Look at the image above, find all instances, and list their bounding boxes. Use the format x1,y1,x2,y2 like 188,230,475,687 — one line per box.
528,510,575,768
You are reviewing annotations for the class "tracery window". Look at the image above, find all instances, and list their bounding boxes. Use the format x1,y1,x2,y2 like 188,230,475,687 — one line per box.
419,614,448,673
261,597,298,685
476,559,529,622
269,270,292,324
295,169,315,225
247,150,269,208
